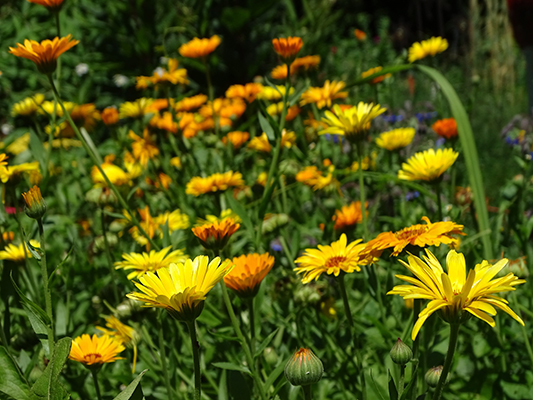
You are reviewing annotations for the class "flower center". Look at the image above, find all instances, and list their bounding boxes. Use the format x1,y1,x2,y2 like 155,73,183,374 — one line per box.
83,353,102,362
394,225,428,241
325,256,347,269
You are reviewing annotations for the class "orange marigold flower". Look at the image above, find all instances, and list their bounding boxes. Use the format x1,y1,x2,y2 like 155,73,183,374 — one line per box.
296,166,339,191
432,118,458,139
60,103,100,137
226,83,264,103
101,106,119,126
271,64,293,80
150,112,177,134
248,131,296,153
224,253,275,297
192,218,240,250
272,37,303,59
69,334,125,366
175,94,208,112
9,35,79,74
332,201,366,230
128,129,159,166
27,0,64,10
222,131,250,149
291,55,321,71
361,66,391,85
266,102,300,121
360,216,465,258
300,80,348,109
146,98,172,113
179,35,221,58
186,171,244,196
354,29,367,41
199,98,246,119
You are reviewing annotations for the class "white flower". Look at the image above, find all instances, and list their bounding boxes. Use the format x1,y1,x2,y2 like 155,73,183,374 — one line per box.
113,74,129,87
1,124,13,135
75,63,89,76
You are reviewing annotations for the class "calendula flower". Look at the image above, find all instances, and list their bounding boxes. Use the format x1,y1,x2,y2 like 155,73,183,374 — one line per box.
389,249,525,340
9,35,79,74
376,128,416,151
348,152,377,172
115,246,188,280
22,185,46,219
222,131,250,149
5,133,30,155
127,256,233,321
0,242,39,262
361,216,465,258
0,158,40,184
361,66,391,85
248,131,296,153
69,334,125,366
320,103,386,142
432,118,458,139
354,29,367,41
101,106,119,126
11,93,45,117
332,201,366,230
175,94,208,112
179,35,221,58
266,102,300,121
137,59,188,89
257,85,294,101
199,98,246,119
408,36,448,63
192,218,240,250
91,155,130,187
398,148,458,182
272,37,303,59
150,112,178,134
294,234,372,284
186,171,244,196
27,0,64,11
58,103,100,137
224,253,275,297
291,55,321,71
226,83,263,103
128,129,159,166
300,80,348,109
271,64,292,80
39,100,75,117
96,316,139,373
119,98,154,119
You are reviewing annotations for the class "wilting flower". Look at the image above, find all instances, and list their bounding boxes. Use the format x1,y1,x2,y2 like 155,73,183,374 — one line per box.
119,98,154,119
408,36,448,63
361,66,391,85
320,103,386,142
294,234,372,284
222,131,250,149
22,185,46,220
128,129,159,166
179,35,221,58
175,94,208,112
224,253,275,297
376,128,416,151
69,334,125,367
226,83,263,103
101,106,119,126
27,0,64,11
115,246,188,280
96,316,139,373
300,80,348,109
398,148,458,182
332,201,366,230
272,37,303,59
361,216,465,258
192,218,240,250
388,249,525,340
186,171,244,196
354,29,367,41
9,35,79,74
127,256,233,321
432,118,458,139
11,93,45,117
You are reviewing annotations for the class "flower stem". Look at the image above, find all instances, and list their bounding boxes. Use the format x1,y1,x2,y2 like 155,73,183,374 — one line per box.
247,297,256,354
303,384,312,400
356,142,369,240
434,181,443,221
398,364,406,396
410,299,421,400
100,207,119,304
158,315,175,400
337,273,354,330
186,321,201,400
91,370,103,400
37,218,55,353
432,323,460,400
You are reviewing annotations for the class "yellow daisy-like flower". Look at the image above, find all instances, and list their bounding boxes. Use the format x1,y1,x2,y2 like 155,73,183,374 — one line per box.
69,334,125,366
179,35,221,59
361,66,391,85
398,148,458,182
96,316,139,373
127,256,233,321
248,131,296,153
0,160,40,184
22,185,46,219
128,129,159,167
295,166,339,191
319,103,386,142
11,93,45,117
9,35,79,74
175,94,208,112
192,218,240,250
408,36,448,63
225,83,264,103
294,234,371,284
361,216,465,258
119,98,154,119
266,102,300,121
300,80,348,109
376,128,416,151
224,253,275,298
115,246,188,280
91,155,130,187
272,37,303,59
185,171,244,196
222,131,250,149
0,242,38,263
257,85,294,101
5,133,30,155
388,249,525,340
39,100,75,117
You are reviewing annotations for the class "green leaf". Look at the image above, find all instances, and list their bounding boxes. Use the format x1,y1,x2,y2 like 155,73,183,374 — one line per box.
400,363,419,400
254,328,280,359
258,111,275,142
211,362,251,376
217,370,228,400
79,127,103,164
113,370,148,400
224,192,254,237
366,369,387,400
0,346,31,400
29,131,47,174
288,84,308,107
388,370,398,400
162,220,170,248
31,337,72,400
26,241,42,261
264,361,286,391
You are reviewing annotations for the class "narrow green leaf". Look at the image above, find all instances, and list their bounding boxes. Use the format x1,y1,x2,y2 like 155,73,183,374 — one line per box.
400,363,419,400
217,370,228,400
288,84,308,107
224,192,254,236
366,369,387,400
162,220,170,248
254,328,280,359
258,111,275,142
113,370,148,400
211,362,251,376
388,370,399,400
31,337,72,400
0,346,31,400
26,241,42,261
264,360,286,391
80,127,103,164
29,131,46,174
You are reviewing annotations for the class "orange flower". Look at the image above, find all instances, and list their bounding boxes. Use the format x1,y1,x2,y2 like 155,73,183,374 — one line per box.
432,118,458,139
248,131,296,153
291,55,321,71
101,106,119,126
222,131,250,149
266,102,300,121
226,83,264,103
27,0,64,11
179,35,221,58
272,37,303,59
361,216,465,258
9,35,79,74
199,98,246,119
354,29,367,41
224,253,275,297
186,171,244,196
361,66,391,85
69,334,125,366
136,59,188,89
175,94,208,112
332,201,366,230
128,129,159,166
271,64,292,80
192,218,240,250
150,112,177,134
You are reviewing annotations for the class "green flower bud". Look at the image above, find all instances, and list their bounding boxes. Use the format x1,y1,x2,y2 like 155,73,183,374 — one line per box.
284,348,323,387
390,338,413,365
425,366,449,388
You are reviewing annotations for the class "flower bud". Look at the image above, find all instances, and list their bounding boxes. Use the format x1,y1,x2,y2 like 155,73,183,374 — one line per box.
284,348,323,387
22,186,46,220
390,338,412,365
425,366,449,388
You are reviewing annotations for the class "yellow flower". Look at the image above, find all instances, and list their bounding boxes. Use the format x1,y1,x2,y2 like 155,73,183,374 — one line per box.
225,83,264,103
11,93,45,117
224,253,275,297
300,80,348,109
27,0,64,10
294,234,371,284
9,35,79,74
115,246,188,280
361,66,391,85
179,35,221,58
0,160,40,184
272,37,303,59
127,256,233,321
398,148,458,182
136,59,188,89
296,165,339,191
0,242,38,262
69,334,125,366
95,316,139,372
376,128,415,151
320,103,386,142
360,216,465,258
39,100,75,117
192,218,240,250
119,98,154,119
186,171,244,196
408,37,448,63
91,155,130,187
222,131,250,149
128,129,159,166
266,102,300,121
22,185,46,219
170,157,182,169
5,133,30,155
332,201,366,231
248,131,296,153
175,94,208,112
388,249,525,340
256,85,294,101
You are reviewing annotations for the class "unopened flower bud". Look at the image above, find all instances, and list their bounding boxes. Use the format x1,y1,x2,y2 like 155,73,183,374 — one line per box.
284,348,323,387
22,186,46,220
425,366,449,388
390,338,412,365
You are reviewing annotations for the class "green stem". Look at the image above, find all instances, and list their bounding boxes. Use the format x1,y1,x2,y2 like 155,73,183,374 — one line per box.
91,370,103,400
186,321,201,400
434,181,443,221
521,324,533,368
248,298,256,354
303,384,312,400
47,76,160,251
398,364,406,397
37,218,55,352
411,299,421,400
158,315,175,400
356,142,369,240
13,206,38,300
337,273,354,331
432,323,460,400
100,207,119,304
